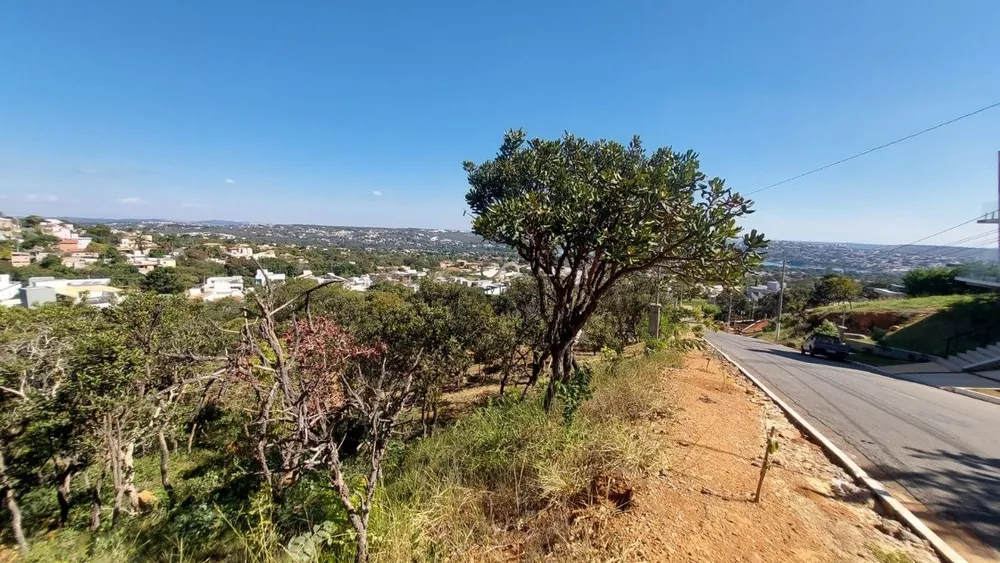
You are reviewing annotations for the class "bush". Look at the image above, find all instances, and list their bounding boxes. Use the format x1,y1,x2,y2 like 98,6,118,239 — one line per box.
813,319,840,338
871,327,888,343
902,267,960,297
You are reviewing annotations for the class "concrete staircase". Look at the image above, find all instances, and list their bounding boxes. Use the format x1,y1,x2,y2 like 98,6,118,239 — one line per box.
935,343,1000,373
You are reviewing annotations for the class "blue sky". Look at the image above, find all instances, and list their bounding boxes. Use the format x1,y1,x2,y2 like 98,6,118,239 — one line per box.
1,1,999,245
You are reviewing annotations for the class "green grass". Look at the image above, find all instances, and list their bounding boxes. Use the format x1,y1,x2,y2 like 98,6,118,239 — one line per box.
867,543,914,563
811,294,978,314
370,349,682,561
881,295,1000,357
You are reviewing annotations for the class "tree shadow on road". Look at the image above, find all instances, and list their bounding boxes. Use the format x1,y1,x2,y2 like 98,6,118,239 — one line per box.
746,347,851,368
885,448,1000,552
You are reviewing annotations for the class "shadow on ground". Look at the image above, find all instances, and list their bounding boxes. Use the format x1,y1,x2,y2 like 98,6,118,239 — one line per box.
884,448,1000,553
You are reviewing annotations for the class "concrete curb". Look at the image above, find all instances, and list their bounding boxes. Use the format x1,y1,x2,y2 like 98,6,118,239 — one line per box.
943,387,1000,406
847,360,893,377
706,339,967,563
968,371,1000,384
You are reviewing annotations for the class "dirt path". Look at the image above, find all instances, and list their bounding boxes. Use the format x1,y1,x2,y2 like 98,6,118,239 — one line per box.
603,351,940,562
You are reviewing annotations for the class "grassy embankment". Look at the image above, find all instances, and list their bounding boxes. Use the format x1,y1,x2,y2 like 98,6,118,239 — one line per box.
808,294,1000,357
16,349,682,562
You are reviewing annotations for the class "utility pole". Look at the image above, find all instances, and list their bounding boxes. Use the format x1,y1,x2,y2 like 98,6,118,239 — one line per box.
775,260,786,341
726,288,733,329
648,267,662,338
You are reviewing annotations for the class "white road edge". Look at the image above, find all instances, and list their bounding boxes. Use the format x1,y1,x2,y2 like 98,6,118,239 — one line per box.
705,338,967,563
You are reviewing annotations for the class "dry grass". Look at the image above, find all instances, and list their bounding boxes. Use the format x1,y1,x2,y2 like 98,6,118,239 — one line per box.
369,350,683,561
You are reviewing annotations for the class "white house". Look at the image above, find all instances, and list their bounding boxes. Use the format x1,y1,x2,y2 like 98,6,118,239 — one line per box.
747,281,783,301
345,274,373,292
39,219,77,240
26,277,121,308
228,245,254,258
189,276,245,301
254,269,286,286
0,274,22,307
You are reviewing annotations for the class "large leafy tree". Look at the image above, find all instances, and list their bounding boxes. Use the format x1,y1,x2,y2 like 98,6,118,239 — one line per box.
812,274,863,307
902,267,961,297
465,130,766,408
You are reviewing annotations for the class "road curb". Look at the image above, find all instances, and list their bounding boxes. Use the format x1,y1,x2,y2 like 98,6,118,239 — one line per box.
943,386,1000,406
706,339,967,563
847,360,893,376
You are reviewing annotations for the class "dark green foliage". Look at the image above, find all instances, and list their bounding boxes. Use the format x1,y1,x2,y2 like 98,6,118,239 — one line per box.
140,267,194,294
871,327,888,342
554,366,593,426
20,232,58,250
811,274,862,306
813,319,841,338
83,224,120,246
465,130,765,409
902,267,961,297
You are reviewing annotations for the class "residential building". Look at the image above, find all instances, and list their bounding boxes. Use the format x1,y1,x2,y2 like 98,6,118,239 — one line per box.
39,219,76,240
872,288,905,299
61,252,100,270
11,252,31,268
189,276,245,301
0,217,19,234
58,237,93,252
297,270,348,285
344,274,373,292
747,281,783,301
252,249,277,259
127,255,177,274
0,274,21,307
228,245,254,258
20,286,56,308
26,277,121,308
254,269,286,285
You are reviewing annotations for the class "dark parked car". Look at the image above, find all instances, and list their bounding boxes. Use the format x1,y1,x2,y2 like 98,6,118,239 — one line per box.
801,334,850,361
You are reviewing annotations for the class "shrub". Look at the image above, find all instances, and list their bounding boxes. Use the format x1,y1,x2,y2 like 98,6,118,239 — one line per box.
813,319,840,338
871,327,888,343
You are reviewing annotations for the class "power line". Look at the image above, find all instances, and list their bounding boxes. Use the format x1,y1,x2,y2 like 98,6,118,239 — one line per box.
746,101,1000,196
932,240,998,262
877,209,998,255
899,230,997,259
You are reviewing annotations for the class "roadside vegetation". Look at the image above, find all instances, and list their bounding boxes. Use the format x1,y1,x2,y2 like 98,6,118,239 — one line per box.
719,265,1000,361
0,131,761,561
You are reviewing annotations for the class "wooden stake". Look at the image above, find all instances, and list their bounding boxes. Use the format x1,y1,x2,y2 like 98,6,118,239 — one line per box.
754,427,777,503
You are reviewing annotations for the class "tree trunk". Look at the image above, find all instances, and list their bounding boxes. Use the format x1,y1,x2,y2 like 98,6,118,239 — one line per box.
0,449,29,555
186,423,198,454
86,471,103,532
543,344,575,412
111,440,138,526
543,345,567,412
520,350,548,401
157,429,175,505
353,526,368,563
56,468,74,527
498,366,510,395
121,441,139,510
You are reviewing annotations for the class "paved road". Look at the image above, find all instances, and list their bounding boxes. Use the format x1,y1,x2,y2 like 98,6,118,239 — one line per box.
706,332,1000,558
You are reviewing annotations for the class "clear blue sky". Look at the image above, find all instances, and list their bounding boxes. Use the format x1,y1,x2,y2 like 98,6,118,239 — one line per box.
2,1,999,245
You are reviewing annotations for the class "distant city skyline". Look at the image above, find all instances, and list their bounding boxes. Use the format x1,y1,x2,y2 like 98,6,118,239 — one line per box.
2,1,999,246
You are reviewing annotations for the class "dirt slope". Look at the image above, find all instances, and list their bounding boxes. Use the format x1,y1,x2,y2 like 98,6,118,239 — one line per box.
598,351,939,562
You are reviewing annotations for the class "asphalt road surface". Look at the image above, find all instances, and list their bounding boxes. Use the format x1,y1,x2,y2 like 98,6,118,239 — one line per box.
706,332,1000,558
